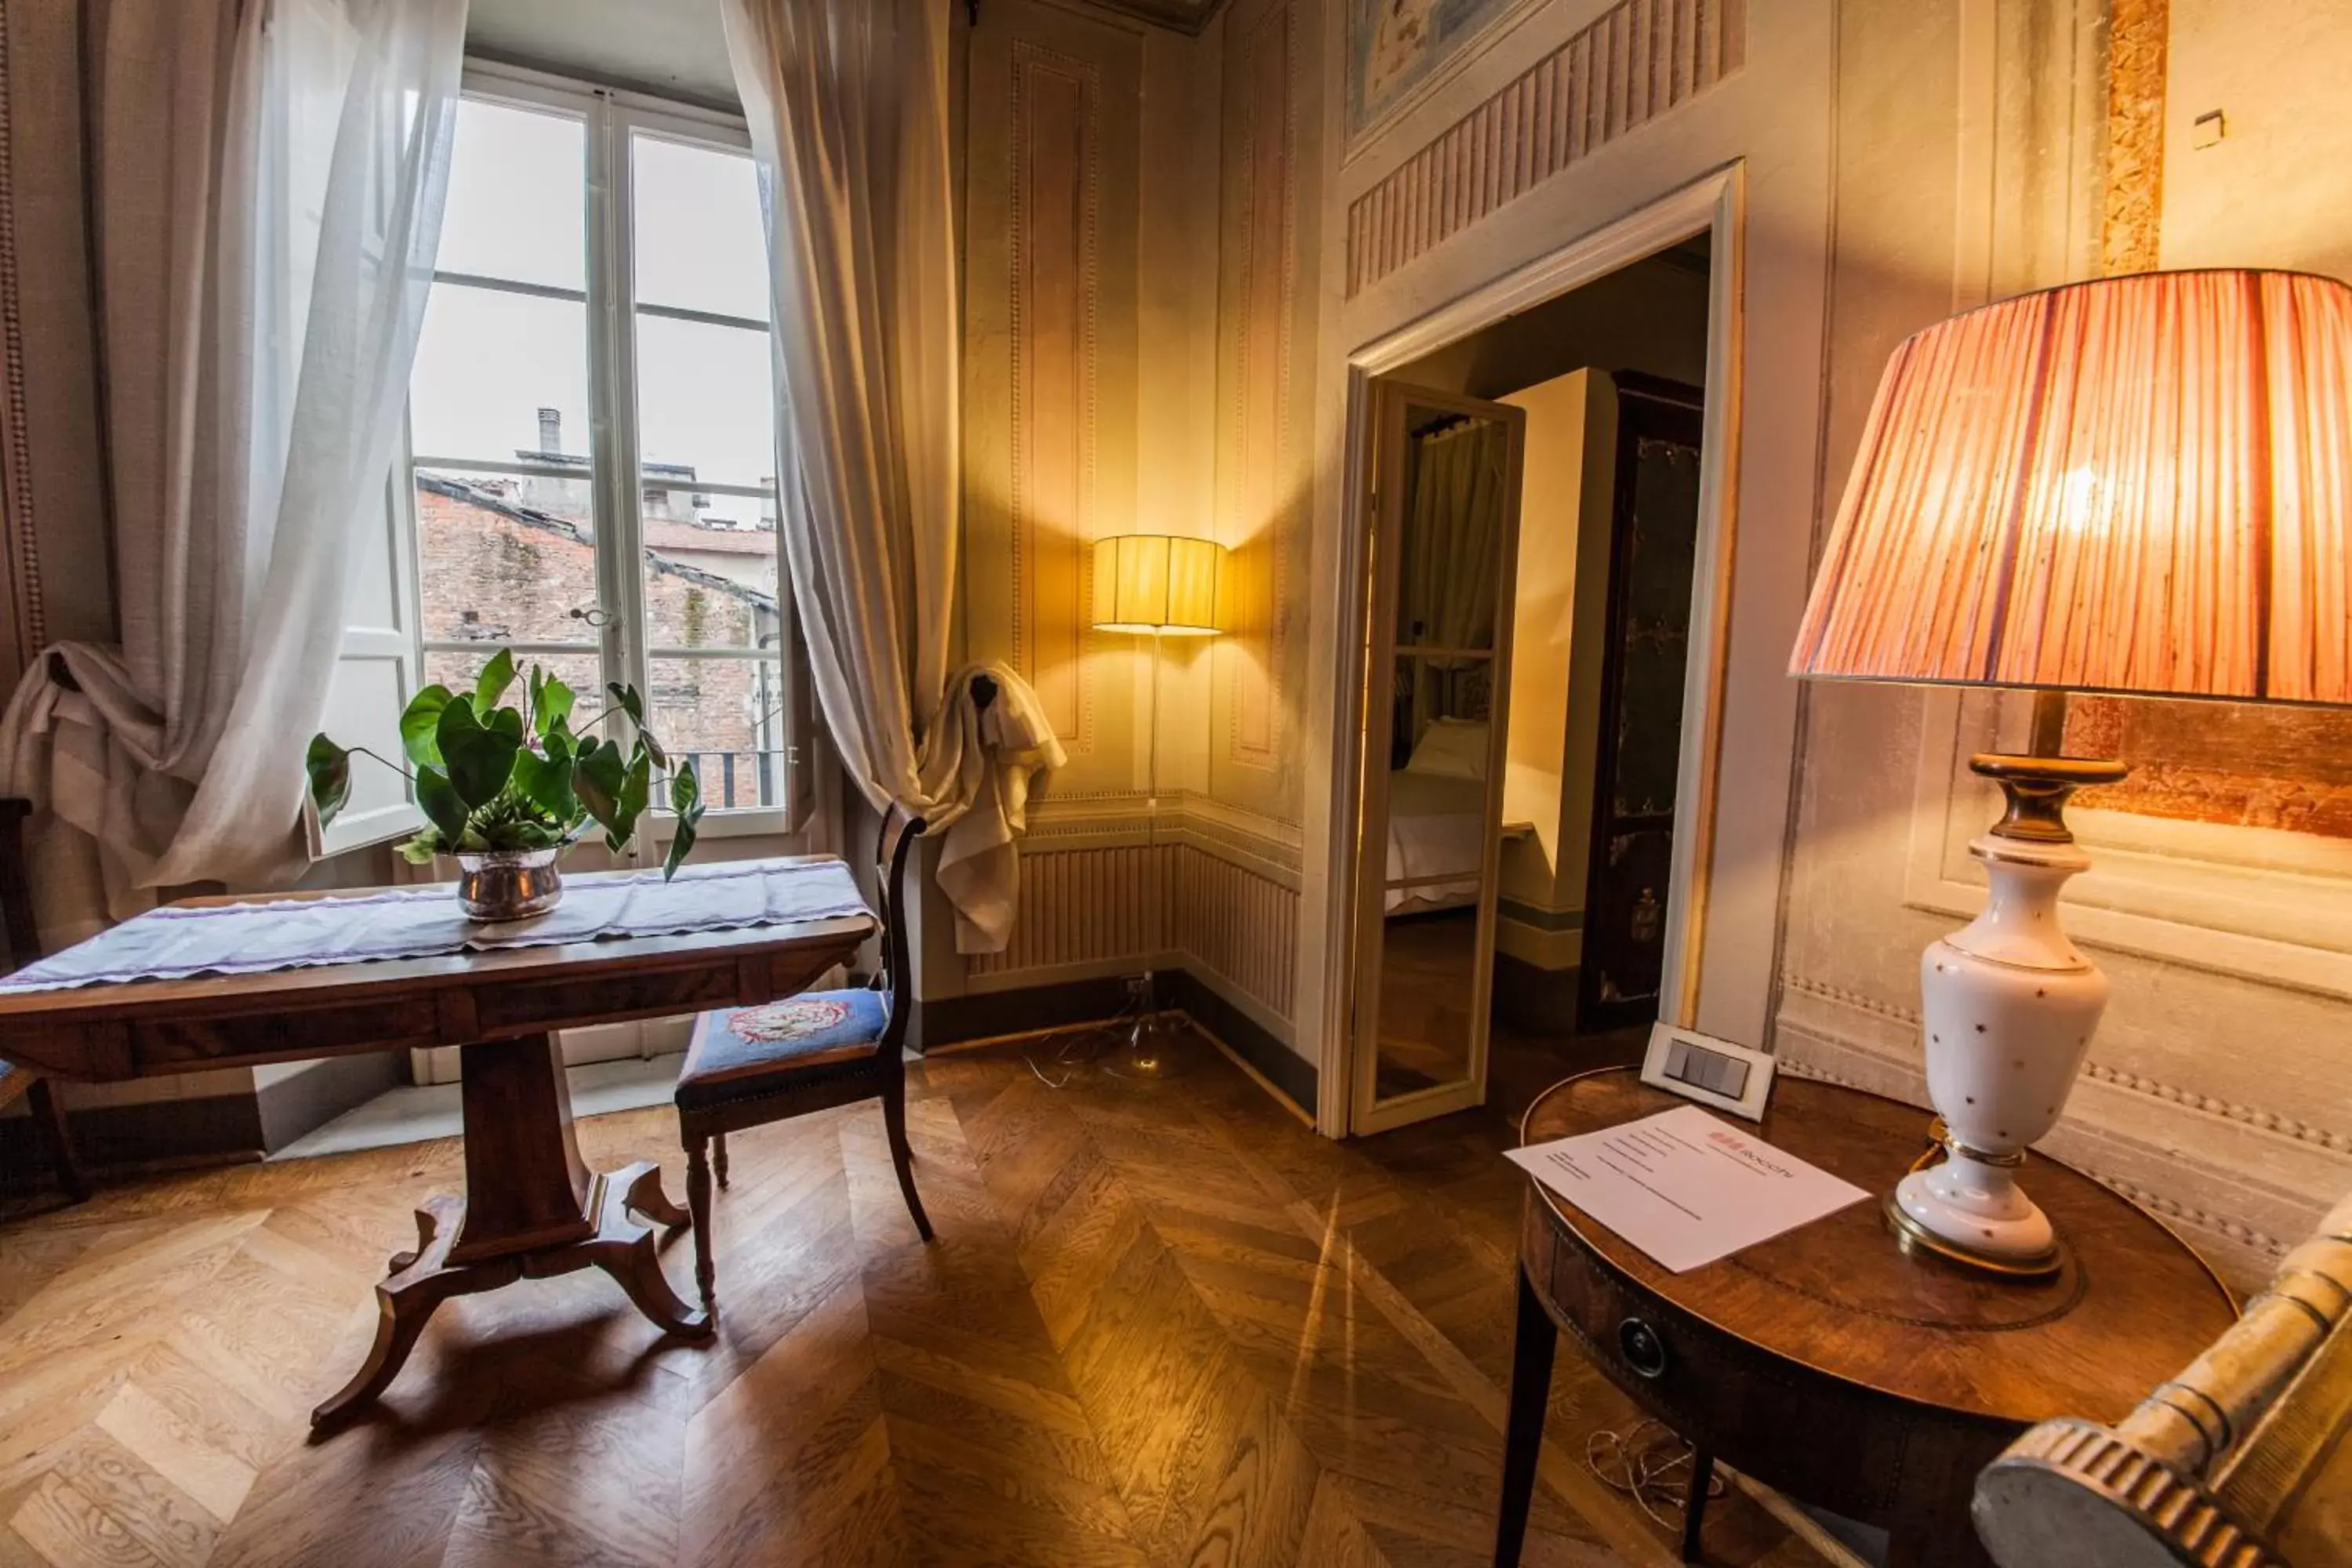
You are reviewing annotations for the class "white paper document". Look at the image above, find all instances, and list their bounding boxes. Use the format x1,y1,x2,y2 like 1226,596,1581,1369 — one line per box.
1506,1105,1869,1272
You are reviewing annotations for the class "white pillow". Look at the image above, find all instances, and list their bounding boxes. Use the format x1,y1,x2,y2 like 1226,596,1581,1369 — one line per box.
1404,717,1489,781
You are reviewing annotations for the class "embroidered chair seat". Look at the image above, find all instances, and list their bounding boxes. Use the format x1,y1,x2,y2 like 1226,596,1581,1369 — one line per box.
676,989,888,1111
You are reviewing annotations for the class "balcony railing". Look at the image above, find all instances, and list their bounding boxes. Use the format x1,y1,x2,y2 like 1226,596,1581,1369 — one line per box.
664,748,789,812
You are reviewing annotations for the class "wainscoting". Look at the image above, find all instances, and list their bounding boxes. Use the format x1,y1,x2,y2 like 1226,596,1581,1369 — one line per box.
954,796,1308,1109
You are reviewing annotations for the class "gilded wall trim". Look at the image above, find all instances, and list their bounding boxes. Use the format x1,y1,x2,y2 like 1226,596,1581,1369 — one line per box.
2100,0,2167,275
1343,0,1747,297
1009,39,1103,754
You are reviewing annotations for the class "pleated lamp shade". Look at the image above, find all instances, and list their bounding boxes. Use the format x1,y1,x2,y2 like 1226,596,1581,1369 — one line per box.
1092,534,1223,636
1791,269,2352,706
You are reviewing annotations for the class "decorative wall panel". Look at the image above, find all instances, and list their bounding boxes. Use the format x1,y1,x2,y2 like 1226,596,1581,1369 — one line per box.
1343,0,1747,296
1222,0,1298,770
964,1,1139,783
1011,42,1102,751
0,11,41,697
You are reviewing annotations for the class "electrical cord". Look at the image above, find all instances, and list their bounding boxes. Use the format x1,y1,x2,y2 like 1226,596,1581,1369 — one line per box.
1585,1421,1724,1532
1022,977,1152,1089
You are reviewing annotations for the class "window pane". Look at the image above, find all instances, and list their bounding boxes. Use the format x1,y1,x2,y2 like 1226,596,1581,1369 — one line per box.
410,287,591,466
632,133,768,321
437,100,586,291
643,505,779,654
650,655,788,812
632,314,777,490
414,469,606,648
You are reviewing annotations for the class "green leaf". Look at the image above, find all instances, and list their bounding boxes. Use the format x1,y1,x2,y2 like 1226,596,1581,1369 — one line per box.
513,746,577,822
606,681,667,768
397,833,441,866
619,752,650,823
399,685,454,768
437,698,521,809
662,762,704,880
573,739,628,835
534,670,576,738
474,648,517,714
305,735,352,828
604,681,646,728
415,766,470,845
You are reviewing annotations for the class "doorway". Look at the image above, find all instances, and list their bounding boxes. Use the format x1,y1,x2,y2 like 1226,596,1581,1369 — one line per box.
1337,214,1726,1136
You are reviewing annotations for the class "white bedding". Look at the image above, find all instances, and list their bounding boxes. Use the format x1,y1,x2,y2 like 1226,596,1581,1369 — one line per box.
1385,770,1487,914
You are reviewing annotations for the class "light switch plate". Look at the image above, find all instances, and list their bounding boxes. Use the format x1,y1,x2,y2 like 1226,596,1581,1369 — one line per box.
1639,1022,1777,1122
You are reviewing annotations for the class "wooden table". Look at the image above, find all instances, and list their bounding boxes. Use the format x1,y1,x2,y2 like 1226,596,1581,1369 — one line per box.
1494,1069,2238,1568
0,867,873,1429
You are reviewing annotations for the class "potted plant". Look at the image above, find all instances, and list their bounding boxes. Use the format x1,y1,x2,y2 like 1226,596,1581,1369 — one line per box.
304,648,705,920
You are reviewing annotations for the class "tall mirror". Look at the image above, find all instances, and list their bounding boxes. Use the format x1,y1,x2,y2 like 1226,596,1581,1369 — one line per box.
1350,382,1526,1131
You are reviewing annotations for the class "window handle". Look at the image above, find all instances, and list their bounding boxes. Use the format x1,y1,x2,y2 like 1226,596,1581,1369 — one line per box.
568,606,618,630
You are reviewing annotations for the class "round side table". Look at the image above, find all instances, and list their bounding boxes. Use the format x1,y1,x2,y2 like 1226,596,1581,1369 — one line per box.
1493,1069,2237,1568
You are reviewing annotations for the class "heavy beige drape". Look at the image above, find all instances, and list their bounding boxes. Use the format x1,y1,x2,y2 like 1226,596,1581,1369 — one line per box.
723,0,1062,953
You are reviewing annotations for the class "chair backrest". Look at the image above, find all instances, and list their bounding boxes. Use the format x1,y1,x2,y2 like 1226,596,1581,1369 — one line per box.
871,807,927,1051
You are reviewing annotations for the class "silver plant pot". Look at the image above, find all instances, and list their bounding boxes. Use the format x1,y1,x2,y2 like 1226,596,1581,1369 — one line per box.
455,848,564,922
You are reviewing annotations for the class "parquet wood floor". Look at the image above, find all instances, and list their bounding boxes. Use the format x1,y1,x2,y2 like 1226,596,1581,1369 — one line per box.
0,1032,1830,1568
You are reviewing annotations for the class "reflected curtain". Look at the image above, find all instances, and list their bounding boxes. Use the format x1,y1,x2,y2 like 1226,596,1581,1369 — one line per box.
723,0,1064,954
0,0,466,940
1399,419,1508,746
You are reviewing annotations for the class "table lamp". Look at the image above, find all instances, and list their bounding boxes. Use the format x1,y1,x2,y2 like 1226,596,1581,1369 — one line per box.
1091,533,1223,1078
1791,269,2352,1277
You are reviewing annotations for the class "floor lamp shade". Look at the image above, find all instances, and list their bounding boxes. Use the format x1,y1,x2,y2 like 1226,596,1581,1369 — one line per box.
1791,269,2352,707
1093,535,1223,636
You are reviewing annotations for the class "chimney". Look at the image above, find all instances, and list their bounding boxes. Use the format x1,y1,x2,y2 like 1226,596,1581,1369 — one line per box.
536,407,561,455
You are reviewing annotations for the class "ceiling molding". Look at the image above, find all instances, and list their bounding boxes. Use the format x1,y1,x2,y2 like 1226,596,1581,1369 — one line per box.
1054,0,1229,36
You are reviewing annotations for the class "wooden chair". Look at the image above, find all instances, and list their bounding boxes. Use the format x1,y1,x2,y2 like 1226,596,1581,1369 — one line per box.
673,811,934,1312
1,798,88,1203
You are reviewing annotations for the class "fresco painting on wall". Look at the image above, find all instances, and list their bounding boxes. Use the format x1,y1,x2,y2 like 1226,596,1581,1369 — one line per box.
1348,0,1528,140
2067,698,2352,840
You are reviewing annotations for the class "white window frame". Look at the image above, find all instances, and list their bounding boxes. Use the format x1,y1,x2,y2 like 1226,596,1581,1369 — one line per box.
336,58,806,855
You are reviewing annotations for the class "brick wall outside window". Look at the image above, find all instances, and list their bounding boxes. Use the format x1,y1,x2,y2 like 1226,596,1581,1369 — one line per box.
415,484,784,810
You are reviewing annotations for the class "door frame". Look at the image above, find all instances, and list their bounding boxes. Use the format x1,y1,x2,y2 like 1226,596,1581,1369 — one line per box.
1348,383,1528,1134
1314,165,1747,1137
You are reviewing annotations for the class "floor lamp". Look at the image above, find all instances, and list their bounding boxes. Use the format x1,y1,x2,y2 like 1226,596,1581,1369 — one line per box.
1092,534,1224,1080
1791,268,2352,1276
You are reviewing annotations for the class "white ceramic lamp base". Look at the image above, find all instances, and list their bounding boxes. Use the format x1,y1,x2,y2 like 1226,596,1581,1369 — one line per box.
1889,755,2125,1279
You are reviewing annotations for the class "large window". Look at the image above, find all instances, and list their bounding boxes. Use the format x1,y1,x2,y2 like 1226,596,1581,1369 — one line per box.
328,65,797,853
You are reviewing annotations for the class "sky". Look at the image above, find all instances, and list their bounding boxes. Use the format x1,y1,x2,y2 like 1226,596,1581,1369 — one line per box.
407,98,782,492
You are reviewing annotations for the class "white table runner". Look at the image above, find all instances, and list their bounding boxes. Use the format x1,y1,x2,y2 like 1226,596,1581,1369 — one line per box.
0,858,872,993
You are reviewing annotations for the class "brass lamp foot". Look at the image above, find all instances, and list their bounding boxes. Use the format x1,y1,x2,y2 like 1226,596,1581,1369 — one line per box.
1885,1189,2065,1280
1105,1011,1190,1080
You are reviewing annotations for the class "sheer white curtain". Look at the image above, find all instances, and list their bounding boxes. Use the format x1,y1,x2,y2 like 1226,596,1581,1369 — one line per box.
724,0,1063,953
0,0,465,936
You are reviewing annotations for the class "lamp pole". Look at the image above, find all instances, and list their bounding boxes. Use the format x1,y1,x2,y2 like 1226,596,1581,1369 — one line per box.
1108,624,1186,1076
